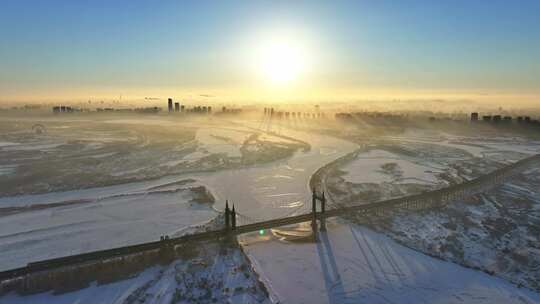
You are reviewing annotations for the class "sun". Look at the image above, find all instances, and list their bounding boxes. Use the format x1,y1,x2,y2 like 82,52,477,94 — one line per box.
257,40,306,86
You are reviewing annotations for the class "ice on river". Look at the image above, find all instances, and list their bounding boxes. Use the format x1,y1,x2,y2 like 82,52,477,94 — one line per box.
194,127,251,158
241,219,540,304
0,127,357,271
2,122,539,303
198,129,358,221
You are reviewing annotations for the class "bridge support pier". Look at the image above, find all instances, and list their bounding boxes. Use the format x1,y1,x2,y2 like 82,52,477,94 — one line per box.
22,274,30,294
159,235,175,263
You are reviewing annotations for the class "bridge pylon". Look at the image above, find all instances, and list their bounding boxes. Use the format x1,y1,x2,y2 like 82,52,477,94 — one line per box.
231,204,236,231
224,200,230,230
312,188,327,240
311,188,318,241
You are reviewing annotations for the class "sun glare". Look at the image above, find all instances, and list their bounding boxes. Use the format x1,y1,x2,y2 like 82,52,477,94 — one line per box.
257,40,306,86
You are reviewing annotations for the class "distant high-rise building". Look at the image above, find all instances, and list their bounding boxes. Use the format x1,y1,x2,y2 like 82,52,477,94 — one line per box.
168,98,173,112
471,112,479,122
174,102,180,112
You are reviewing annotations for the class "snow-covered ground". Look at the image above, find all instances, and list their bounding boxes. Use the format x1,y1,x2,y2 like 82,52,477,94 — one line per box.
322,126,540,296
0,120,357,271
3,241,270,304
196,128,248,157
0,180,217,271
341,149,442,185
386,128,540,158
0,118,310,197
2,118,540,303
241,218,540,304
329,128,540,209
374,166,540,292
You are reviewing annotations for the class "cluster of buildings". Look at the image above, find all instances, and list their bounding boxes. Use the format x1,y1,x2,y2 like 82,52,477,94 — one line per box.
471,112,540,125
52,106,81,113
217,106,242,115
95,107,162,113
47,97,246,116
263,108,326,119
186,106,212,113
335,112,406,123
53,105,161,114
167,98,215,114
167,99,246,115
167,98,183,112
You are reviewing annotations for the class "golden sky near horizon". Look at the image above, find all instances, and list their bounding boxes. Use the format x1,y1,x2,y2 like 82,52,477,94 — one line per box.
1,2,539,107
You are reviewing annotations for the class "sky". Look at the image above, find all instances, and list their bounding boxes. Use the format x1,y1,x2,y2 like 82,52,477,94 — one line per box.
1,0,539,105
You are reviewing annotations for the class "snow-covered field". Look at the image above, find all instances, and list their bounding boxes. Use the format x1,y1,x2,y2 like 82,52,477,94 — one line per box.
373,166,540,292
3,241,270,304
387,128,540,158
0,118,356,270
323,126,540,296
0,179,217,271
0,117,305,197
341,149,442,184
241,219,540,304
2,117,540,303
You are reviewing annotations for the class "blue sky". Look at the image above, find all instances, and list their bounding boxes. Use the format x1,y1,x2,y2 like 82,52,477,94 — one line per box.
1,0,539,102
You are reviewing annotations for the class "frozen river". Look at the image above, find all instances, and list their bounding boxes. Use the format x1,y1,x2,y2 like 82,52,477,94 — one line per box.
196,127,358,220
0,124,357,271
1,121,539,303
241,218,540,304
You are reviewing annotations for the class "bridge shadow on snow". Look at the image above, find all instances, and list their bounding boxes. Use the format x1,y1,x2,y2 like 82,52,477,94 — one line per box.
350,225,411,292
316,230,346,304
